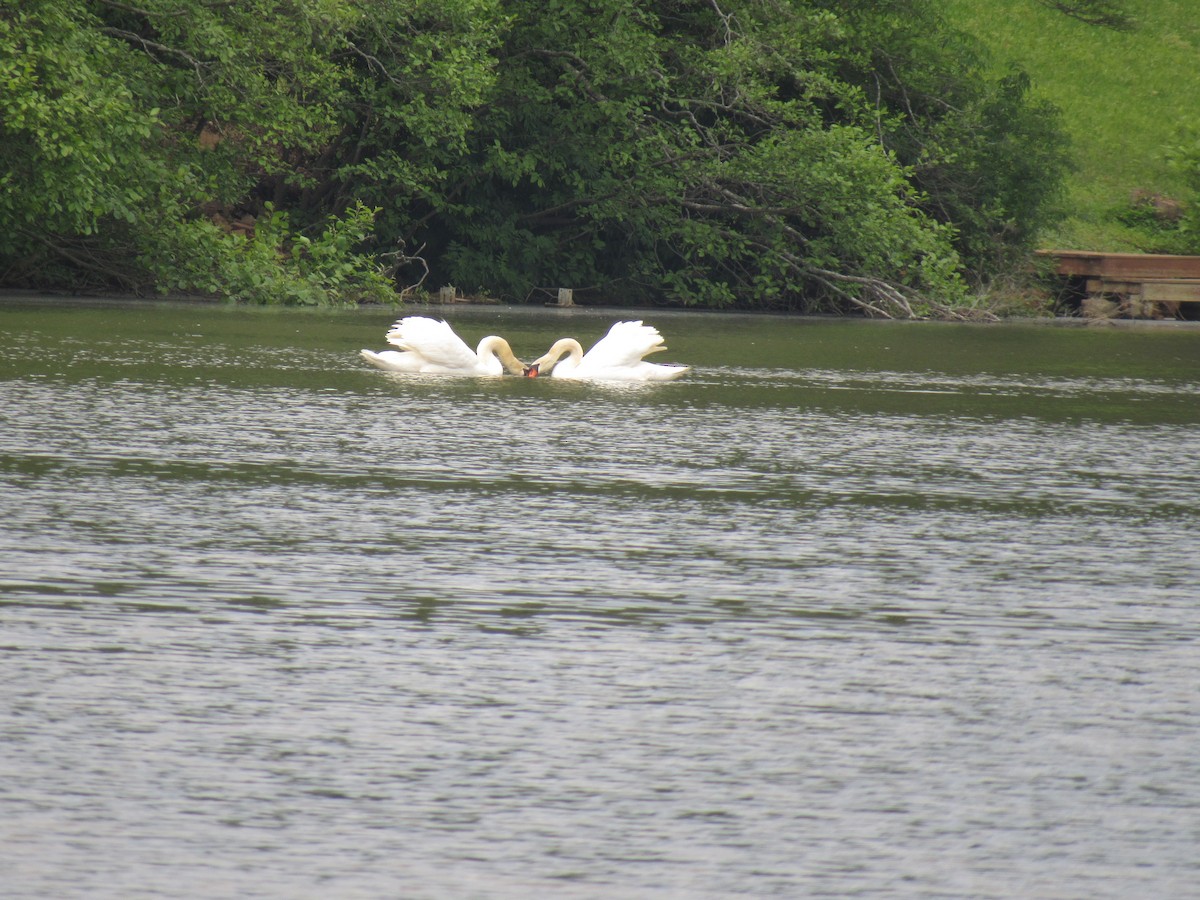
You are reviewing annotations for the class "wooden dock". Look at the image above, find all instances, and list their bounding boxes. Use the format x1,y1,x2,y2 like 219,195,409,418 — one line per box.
1037,250,1200,318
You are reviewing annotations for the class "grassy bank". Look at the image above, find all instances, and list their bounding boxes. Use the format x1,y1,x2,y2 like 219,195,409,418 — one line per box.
945,0,1200,252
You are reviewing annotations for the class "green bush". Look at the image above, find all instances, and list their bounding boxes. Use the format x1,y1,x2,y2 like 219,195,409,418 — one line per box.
1166,123,1200,248
140,203,395,305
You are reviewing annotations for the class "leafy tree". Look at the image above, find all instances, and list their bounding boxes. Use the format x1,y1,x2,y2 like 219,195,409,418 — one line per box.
430,0,1068,315
0,0,501,302
833,2,1073,282
322,0,505,244
0,2,163,279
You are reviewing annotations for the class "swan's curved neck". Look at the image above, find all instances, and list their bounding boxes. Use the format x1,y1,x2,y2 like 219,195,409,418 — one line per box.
547,338,583,368
477,336,525,375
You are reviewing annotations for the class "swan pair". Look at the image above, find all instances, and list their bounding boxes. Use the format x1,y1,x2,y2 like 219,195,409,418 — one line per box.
360,317,690,382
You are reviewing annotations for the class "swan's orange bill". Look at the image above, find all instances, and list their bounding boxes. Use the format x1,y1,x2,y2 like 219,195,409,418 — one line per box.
523,365,539,378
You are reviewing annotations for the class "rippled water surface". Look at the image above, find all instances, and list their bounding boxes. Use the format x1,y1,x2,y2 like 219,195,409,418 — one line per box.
2,299,1199,898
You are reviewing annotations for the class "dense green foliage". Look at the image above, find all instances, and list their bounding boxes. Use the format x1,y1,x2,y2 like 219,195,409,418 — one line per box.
1,0,1076,315
1,0,502,304
422,0,1074,313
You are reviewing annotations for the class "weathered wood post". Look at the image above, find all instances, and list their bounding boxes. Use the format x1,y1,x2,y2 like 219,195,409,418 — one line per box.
557,288,575,307
439,285,456,303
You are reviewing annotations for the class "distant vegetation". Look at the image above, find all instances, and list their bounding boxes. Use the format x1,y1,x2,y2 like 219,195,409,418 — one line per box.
946,0,1200,254
8,0,1193,315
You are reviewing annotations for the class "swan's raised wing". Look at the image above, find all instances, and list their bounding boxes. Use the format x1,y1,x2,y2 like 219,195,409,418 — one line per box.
580,320,667,369
385,317,478,369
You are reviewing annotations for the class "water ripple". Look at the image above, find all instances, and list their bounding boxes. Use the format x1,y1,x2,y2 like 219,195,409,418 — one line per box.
2,305,1199,898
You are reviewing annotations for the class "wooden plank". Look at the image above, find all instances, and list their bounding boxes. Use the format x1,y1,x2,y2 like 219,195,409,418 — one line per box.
1038,250,1200,279
1142,281,1200,303
1084,277,1200,301
1086,278,1141,294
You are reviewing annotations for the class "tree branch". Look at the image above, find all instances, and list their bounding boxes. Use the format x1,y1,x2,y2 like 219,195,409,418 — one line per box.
708,0,738,46
100,27,210,80
34,233,140,288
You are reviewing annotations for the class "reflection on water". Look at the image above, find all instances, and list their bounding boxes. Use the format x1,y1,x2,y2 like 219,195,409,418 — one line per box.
2,300,1199,897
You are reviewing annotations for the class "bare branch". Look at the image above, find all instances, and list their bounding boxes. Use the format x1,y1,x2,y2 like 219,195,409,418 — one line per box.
33,233,140,288
378,240,429,296
100,27,209,80
345,42,404,87
708,0,737,46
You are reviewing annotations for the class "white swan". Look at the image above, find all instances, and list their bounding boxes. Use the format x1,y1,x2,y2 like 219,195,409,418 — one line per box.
360,316,526,376
524,320,690,381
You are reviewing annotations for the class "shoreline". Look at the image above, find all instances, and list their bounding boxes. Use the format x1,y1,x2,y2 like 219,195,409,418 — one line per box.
4,290,1200,329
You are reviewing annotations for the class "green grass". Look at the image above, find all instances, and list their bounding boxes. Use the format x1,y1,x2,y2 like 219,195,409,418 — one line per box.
944,0,1200,251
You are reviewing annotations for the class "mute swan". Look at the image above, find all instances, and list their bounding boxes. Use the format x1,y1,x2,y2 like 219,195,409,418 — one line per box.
360,316,526,376
524,320,690,381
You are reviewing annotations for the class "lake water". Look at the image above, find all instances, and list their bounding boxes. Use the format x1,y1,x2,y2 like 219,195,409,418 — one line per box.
2,298,1199,898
